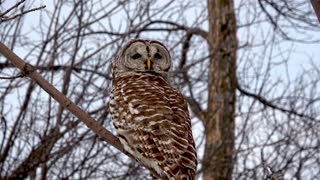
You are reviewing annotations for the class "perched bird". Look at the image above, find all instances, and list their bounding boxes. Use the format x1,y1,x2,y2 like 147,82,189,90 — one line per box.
109,39,197,179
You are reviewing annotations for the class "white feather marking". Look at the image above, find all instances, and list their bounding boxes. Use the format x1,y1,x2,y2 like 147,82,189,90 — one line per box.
130,99,140,103
142,135,149,140
119,136,163,177
109,106,115,112
113,95,120,100
134,113,163,121
128,102,139,114
134,115,145,121
121,111,127,117
163,149,174,154
109,99,116,105
126,89,134,93
158,139,172,145
125,114,132,121
148,119,169,126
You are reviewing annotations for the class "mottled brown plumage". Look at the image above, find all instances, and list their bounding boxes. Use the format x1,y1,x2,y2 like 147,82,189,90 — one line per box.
109,39,197,179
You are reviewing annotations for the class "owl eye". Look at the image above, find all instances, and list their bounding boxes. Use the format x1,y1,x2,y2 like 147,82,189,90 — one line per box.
131,53,142,59
154,53,162,59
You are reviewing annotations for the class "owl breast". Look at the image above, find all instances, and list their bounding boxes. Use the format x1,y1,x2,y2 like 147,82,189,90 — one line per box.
109,72,197,179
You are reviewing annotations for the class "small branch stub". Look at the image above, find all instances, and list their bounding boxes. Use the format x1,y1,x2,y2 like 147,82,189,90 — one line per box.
23,63,36,75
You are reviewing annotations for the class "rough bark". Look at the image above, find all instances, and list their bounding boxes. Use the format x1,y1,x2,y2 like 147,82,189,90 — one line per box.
203,0,238,179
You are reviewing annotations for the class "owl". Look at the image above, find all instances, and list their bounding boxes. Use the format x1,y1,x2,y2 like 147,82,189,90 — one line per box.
109,39,197,179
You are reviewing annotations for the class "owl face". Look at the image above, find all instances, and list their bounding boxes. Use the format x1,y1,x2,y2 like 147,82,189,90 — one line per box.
113,39,171,78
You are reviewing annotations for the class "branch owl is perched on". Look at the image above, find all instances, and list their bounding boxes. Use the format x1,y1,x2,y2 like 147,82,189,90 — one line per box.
109,39,197,179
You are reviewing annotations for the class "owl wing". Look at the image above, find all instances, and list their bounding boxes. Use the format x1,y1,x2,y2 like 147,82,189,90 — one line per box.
110,74,197,179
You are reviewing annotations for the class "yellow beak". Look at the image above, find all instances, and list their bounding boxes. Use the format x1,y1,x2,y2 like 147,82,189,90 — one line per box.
146,58,151,70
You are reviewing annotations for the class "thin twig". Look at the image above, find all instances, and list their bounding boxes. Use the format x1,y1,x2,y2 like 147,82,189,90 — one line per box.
0,0,26,17
237,85,318,122
261,150,282,180
0,73,25,79
0,5,46,22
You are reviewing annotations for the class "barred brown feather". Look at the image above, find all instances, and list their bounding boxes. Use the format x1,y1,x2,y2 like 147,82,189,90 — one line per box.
109,39,197,179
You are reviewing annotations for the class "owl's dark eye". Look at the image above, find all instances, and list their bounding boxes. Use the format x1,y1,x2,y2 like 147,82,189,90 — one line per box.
131,53,142,59
154,53,162,59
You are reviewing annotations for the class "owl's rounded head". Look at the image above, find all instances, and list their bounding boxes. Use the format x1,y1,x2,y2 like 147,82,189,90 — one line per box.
112,39,171,79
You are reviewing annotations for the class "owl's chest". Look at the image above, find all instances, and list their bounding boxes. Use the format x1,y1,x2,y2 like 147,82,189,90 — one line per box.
111,78,170,109
109,75,185,126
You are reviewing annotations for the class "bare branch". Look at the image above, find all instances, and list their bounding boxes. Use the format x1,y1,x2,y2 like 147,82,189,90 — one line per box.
0,0,46,23
0,5,46,22
0,73,25,79
237,85,318,122
261,150,283,180
0,0,26,17
0,41,124,154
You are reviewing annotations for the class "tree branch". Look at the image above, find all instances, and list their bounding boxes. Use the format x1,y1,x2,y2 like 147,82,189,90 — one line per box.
261,150,283,180
237,85,318,122
0,42,161,178
0,42,123,153
0,0,46,23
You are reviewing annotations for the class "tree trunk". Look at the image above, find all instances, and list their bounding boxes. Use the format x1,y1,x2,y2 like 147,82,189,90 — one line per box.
202,0,238,179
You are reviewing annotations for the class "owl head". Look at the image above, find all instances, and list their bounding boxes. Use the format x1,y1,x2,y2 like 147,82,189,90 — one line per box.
112,39,171,79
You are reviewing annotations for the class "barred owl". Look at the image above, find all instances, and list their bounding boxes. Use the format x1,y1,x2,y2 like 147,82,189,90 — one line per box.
109,39,197,179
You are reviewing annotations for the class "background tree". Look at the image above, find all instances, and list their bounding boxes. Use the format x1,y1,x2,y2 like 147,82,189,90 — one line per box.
202,0,237,179
0,0,319,179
